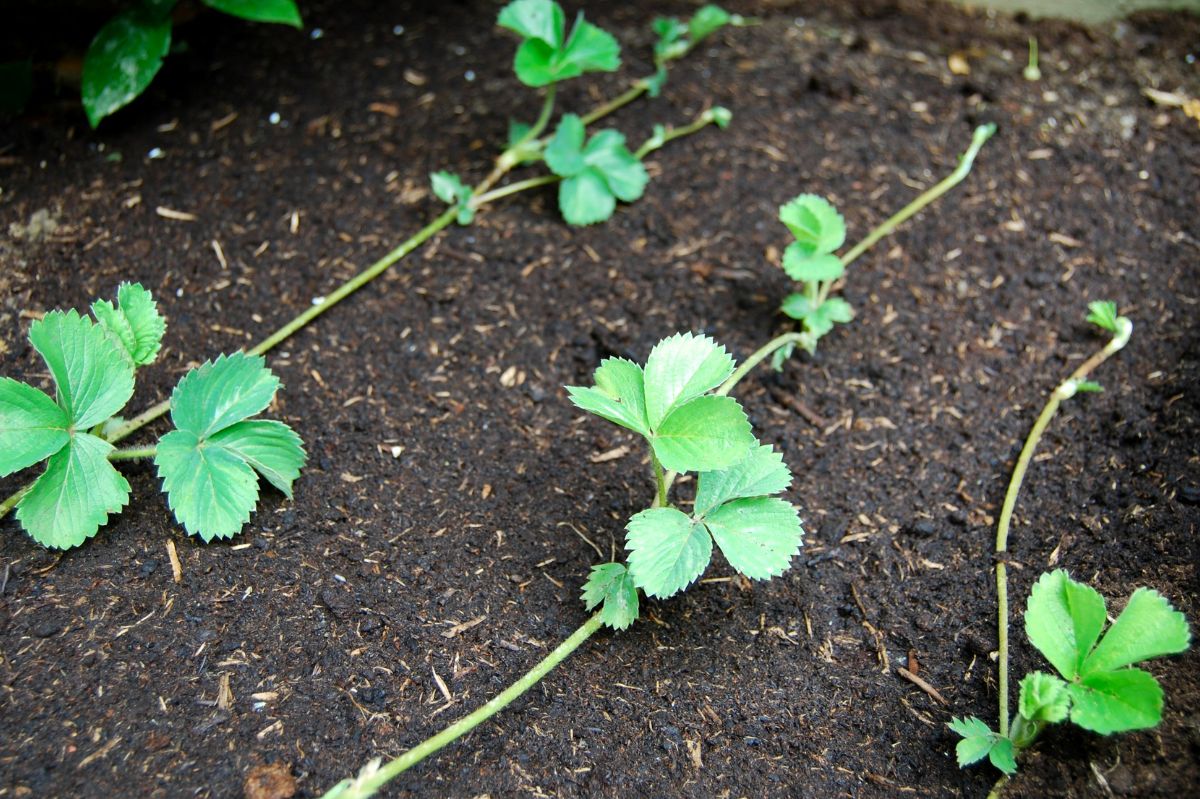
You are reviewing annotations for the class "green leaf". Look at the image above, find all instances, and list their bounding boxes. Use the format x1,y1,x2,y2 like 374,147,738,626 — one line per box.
558,14,621,75
1068,668,1164,734
782,247,844,283
802,297,856,339
689,5,731,42
169,352,280,438
1019,671,1070,724
498,0,565,47
770,341,795,371
91,282,166,366
778,194,846,257
592,357,649,432
694,444,792,516
1086,301,1120,333
651,395,753,473
704,497,803,580
625,507,712,599
644,66,668,97
16,433,130,549
544,114,587,176
581,562,639,630
1024,569,1107,680
0,378,70,477
948,716,995,767
1074,380,1104,394
202,0,302,27
709,106,732,129
29,309,135,429
643,332,735,428
511,39,562,87
582,130,647,202
430,171,474,225
780,293,815,322
507,120,533,148
1081,587,1191,675
156,429,260,541
208,420,306,497
988,737,1017,775
558,169,616,226
81,7,172,127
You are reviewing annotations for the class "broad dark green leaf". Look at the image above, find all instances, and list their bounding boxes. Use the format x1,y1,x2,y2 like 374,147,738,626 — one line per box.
693,444,792,516
169,352,280,438
782,247,844,284
582,130,647,202
1024,569,1107,681
558,14,620,75
651,395,753,473
208,420,306,497
202,0,303,27
497,0,565,47
81,8,172,127
558,169,615,226
643,332,734,428
1068,668,1163,734
625,507,711,599
704,497,803,580
0,378,70,477
544,114,587,176
1082,587,1191,675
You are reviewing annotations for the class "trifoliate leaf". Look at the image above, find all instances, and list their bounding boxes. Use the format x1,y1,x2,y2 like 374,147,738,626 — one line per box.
202,0,302,27
208,420,305,497
804,297,855,339
782,247,844,284
948,716,996,767
780,293,815,322
156,428,260,541
156,353,304,541
693,444,792,516
778,194,846,257
169,352,279,439
546,115,648,225
704,497,803,580
582,562,639,630
987,737,1017,775
91,281,166,366
0,378,70,477
651,16,686,62
1024,569,1107,681
651,395,753,473
643,332,735,428
1019,671,1070,724
625,507,712,599
1081,587,1191,675
81,7,172,127
28,309,135,429
1085,301,1120,333
430,170,475,225
16,433,130,549
688,5,731,42
558,169,617,226
1068,668,1163,734
500,0,619,87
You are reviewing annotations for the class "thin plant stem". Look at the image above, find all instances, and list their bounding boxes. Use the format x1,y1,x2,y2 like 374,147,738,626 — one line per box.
472,174,561,208
634,109,718,159
525,84,558,143
580,81,647,127
321,613,605,799
109,446,157,461
652,455,668,508
0,486,28,517
993,316,1132,739
818,123,997,306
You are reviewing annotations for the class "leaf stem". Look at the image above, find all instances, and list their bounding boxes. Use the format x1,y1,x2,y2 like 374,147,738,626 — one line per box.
472,174,561,208
320,613,604,799
634,108,720,160
0,485,28,517
993,315,1132,738
818,123,997,306
717,332,808,397
652,454,669,508
580,81,647,127
109,446,157,461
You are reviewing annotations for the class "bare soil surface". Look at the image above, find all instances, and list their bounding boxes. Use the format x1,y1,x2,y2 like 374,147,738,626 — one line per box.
1,1,1197,797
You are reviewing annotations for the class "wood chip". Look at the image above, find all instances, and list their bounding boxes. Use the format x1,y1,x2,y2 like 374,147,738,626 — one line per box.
155,206,197,221
896,665,947,705
166,539,182,584
211,239,228,270
948,52,970,75
1049,232,1084,248
210,111,238,132
590,445,630,463
368,102,400,118
432,668,453,703
686,738,703,770
442,615,486,638
217,673,234,710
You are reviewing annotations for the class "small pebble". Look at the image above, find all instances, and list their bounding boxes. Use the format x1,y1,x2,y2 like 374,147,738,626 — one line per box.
392,24,405,35
464,70,476,82
147,147,165,159
310,28,323,39
269,112,281,125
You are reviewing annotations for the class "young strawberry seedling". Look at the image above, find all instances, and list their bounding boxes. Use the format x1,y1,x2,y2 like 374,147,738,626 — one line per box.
0,283,305,548
321,331,808,797
0,3,740,523
770,123,996,367
950,303,1191,789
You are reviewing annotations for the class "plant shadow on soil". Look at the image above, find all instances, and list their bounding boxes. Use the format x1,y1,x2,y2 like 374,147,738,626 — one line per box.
1,1,1197,796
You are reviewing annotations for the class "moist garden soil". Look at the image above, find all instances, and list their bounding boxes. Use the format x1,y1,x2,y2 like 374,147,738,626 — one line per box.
2,1,1198,796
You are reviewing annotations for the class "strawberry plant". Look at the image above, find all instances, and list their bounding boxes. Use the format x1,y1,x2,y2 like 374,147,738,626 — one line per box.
770,123,996,366
950,302,1191,786
0,283,305,548
321,331,807,797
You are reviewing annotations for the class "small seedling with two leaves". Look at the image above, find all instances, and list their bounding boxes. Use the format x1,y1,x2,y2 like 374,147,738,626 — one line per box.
431,0,736,229
0,283,305,548
950,570,1191,774
321,331,807,796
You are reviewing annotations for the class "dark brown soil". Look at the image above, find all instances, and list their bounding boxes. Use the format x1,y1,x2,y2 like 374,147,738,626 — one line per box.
2,1,1198,797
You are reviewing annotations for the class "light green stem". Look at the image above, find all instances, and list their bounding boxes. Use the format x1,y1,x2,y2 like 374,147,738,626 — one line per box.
321,613,604,799
581,82,647,127
472,174,561,208
818,123,997,306
109,446,157,461
652,455,669,508
0,486,28,517
994,316,1132,739
634,109,720,159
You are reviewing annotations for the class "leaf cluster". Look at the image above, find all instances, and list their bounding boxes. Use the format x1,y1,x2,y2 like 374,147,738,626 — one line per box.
545,114,649,226
648,5,735,95
775,195,854,361
431,171,476,225
571,334,804,627
83,0,302,127
497,0,620,88
952,570,1191,774
1,284,305,548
